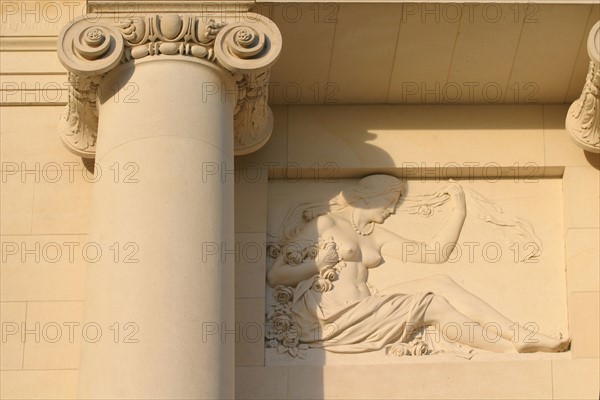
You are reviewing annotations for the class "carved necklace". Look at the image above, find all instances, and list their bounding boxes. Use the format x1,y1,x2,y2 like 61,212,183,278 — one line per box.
351,207,374,236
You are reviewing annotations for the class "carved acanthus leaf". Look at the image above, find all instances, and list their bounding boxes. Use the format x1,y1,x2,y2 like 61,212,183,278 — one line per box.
565,20,600,153
58,73,102,157
233,71,273,155
566,61,600,153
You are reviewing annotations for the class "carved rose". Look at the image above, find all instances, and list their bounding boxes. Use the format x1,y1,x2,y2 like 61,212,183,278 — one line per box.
265,292,309,358
273,285,294,304
319,265,338,281
283,244,304,265
271,313,292,333
282,324,301,347
266,303,290,322
387,339,431,357
283,335,300,348
278,324,306,358
387,343,411,357
412,340,431,356
305,245,318,260
417,205,434,217
267,243,281,259
312,276,333,292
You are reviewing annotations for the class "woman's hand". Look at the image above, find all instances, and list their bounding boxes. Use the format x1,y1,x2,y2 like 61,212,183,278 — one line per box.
441,183,466,213
315,243,339,270
315,238,341,281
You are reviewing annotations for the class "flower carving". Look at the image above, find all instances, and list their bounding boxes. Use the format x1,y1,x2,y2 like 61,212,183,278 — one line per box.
417,205,434,218
266,243,281,259
265,284,307,358
305,245,319,260
283,243,304,265
319,266,337,281
272,285,294,304
311,276,334,292
271,313,292,336
387,338,433,357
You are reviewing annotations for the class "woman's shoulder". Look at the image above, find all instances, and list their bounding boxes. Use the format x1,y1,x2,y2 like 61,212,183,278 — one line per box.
314,214,337,230
295,214,337,236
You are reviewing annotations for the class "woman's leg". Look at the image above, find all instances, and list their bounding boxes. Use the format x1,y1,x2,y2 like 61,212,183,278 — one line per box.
383,275,516,337
423,294,515,353
385,276,570,352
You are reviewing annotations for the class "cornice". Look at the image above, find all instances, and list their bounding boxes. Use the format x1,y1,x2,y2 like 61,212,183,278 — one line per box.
0,36,57,52
87,1,254,14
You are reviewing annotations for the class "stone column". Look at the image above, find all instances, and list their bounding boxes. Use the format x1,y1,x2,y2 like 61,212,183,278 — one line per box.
566,20,600,153
57,13,281,399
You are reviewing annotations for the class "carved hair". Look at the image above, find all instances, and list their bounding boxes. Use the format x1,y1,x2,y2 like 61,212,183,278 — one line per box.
279,175,404,241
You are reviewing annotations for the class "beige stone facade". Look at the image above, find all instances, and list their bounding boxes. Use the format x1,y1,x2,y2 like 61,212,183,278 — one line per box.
1,1,599,399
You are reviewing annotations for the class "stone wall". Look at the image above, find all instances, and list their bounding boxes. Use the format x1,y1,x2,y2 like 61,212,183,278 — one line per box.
1,1,598,399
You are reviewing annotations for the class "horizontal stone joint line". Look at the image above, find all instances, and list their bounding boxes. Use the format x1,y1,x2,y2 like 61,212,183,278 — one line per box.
94,134,234,165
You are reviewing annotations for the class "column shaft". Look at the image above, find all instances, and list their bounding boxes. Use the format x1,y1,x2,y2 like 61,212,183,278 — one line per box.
77,57,236,399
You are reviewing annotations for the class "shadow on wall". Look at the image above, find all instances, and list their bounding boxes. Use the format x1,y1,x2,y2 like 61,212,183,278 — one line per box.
585,151,600,170
284,104,551,173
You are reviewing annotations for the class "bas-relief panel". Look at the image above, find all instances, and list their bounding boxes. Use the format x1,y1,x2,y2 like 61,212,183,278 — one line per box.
265,175,568,365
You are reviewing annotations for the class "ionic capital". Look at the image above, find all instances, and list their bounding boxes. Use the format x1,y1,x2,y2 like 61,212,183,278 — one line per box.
57,13,282,157
566,20,600,154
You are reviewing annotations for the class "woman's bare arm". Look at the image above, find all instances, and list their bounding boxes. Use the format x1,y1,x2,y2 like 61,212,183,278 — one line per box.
267,255,320,287
266,217,337,287
379,184,467,264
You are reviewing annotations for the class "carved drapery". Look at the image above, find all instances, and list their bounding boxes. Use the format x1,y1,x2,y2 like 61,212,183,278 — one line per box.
57,13,282,157
566,20,600,153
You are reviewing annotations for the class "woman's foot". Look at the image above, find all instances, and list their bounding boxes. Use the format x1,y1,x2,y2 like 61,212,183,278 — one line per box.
513,331,571,353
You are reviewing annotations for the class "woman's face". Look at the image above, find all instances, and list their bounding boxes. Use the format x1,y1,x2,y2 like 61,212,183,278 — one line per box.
363,193,400,224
